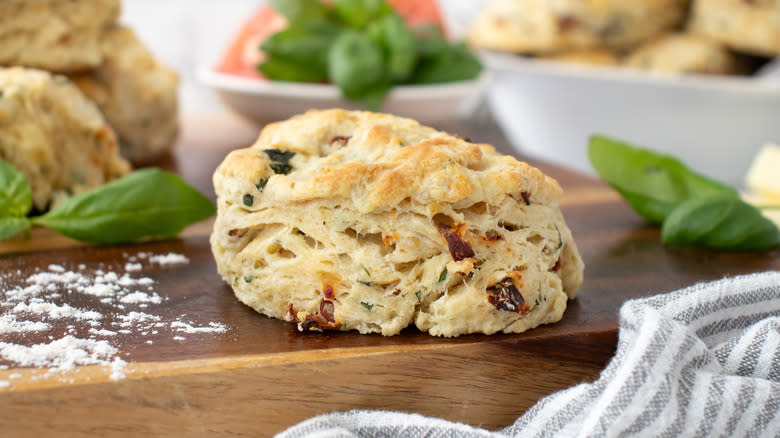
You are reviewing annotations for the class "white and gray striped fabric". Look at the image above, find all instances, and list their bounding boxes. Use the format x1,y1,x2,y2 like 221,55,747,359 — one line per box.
278,271,780,438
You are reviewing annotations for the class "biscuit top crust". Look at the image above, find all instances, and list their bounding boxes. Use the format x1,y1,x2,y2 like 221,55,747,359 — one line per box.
0,0,121,72
688,0,780,57
215,109,563,215
0,67,105,127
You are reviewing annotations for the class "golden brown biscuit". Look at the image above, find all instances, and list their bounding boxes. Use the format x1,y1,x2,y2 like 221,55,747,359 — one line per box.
0,0,120,73
70,26,179,164
210,109,584,337
688,0,780,56
0,67,131,211
624,33,745,74
468,0,689,54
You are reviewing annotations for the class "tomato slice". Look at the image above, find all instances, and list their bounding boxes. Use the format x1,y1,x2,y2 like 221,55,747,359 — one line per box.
388,0,445,34
216,0,445,79
216,7,287,78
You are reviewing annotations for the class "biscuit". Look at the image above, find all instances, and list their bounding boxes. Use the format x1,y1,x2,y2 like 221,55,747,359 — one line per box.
688,0,780,56
0,67,131,210
210,109,584,337
0,0,120,73
70,26,180,164
624,33,744,75
540,48,619,67
468,0,689,54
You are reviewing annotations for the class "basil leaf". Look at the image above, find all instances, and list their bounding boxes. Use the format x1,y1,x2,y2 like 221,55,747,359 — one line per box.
412,42,482,84
358,81,392,111
413,24,447,54
259,55,328,83
270,0,329,23
334,0,391,28
0,217,30,241
32,168,215,244
0,158,32,217
263,149,296,164
373,14,416,82
260,21,342,80
328,30,386,100
662,195,780,250
588,136,737,224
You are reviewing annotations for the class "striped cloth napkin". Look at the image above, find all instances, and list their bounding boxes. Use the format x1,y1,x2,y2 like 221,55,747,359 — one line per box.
278,271,780,438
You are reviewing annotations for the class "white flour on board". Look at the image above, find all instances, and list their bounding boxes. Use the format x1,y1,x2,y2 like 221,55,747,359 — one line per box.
0,252,229,387
148,253,190,265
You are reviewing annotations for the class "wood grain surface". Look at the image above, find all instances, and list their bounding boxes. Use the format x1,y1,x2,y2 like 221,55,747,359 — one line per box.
1,113,778,437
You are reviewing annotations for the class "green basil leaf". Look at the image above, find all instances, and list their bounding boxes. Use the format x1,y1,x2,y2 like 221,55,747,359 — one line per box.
270,0,329,23
358,81,392,111
259,54,328,83
411,42,482,84
334,0,391,28
0,158,32,217
374,14,416,82
588,136,737,224
413,24,446,53
328,30,386,100
0,217,30,241
260,21,342,78
32,168,215,244
263,149,296,164
662,195,780,250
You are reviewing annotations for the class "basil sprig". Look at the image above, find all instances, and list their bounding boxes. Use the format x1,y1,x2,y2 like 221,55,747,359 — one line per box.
262,0,482,110
0,160,215,244
588,136,779,250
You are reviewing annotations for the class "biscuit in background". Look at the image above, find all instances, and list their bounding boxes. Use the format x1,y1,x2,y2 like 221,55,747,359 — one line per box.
71,26,180,164
624,33,747,75
0,0,120,73
210,109,584,337
468,0,689,54
688,0,780,57
0,67,131,211
540,48,620,67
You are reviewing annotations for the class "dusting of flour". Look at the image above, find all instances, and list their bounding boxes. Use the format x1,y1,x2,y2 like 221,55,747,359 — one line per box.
0,252,228,387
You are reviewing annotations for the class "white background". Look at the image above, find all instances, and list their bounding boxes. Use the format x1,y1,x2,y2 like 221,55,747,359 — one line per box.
121,0,261,114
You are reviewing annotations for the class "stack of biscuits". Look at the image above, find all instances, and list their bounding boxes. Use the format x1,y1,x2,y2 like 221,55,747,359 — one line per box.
469,0,780,75
0,0,178,210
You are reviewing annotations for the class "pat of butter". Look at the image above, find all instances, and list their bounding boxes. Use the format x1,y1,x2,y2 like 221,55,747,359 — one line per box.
744,144,780,228
746,144,780,202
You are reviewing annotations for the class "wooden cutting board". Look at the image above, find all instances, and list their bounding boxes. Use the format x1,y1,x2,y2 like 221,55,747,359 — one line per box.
1,114,777,437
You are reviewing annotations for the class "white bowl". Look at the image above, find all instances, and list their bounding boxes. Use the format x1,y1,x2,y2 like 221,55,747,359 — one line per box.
483,51,780,185
198,66,488,126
